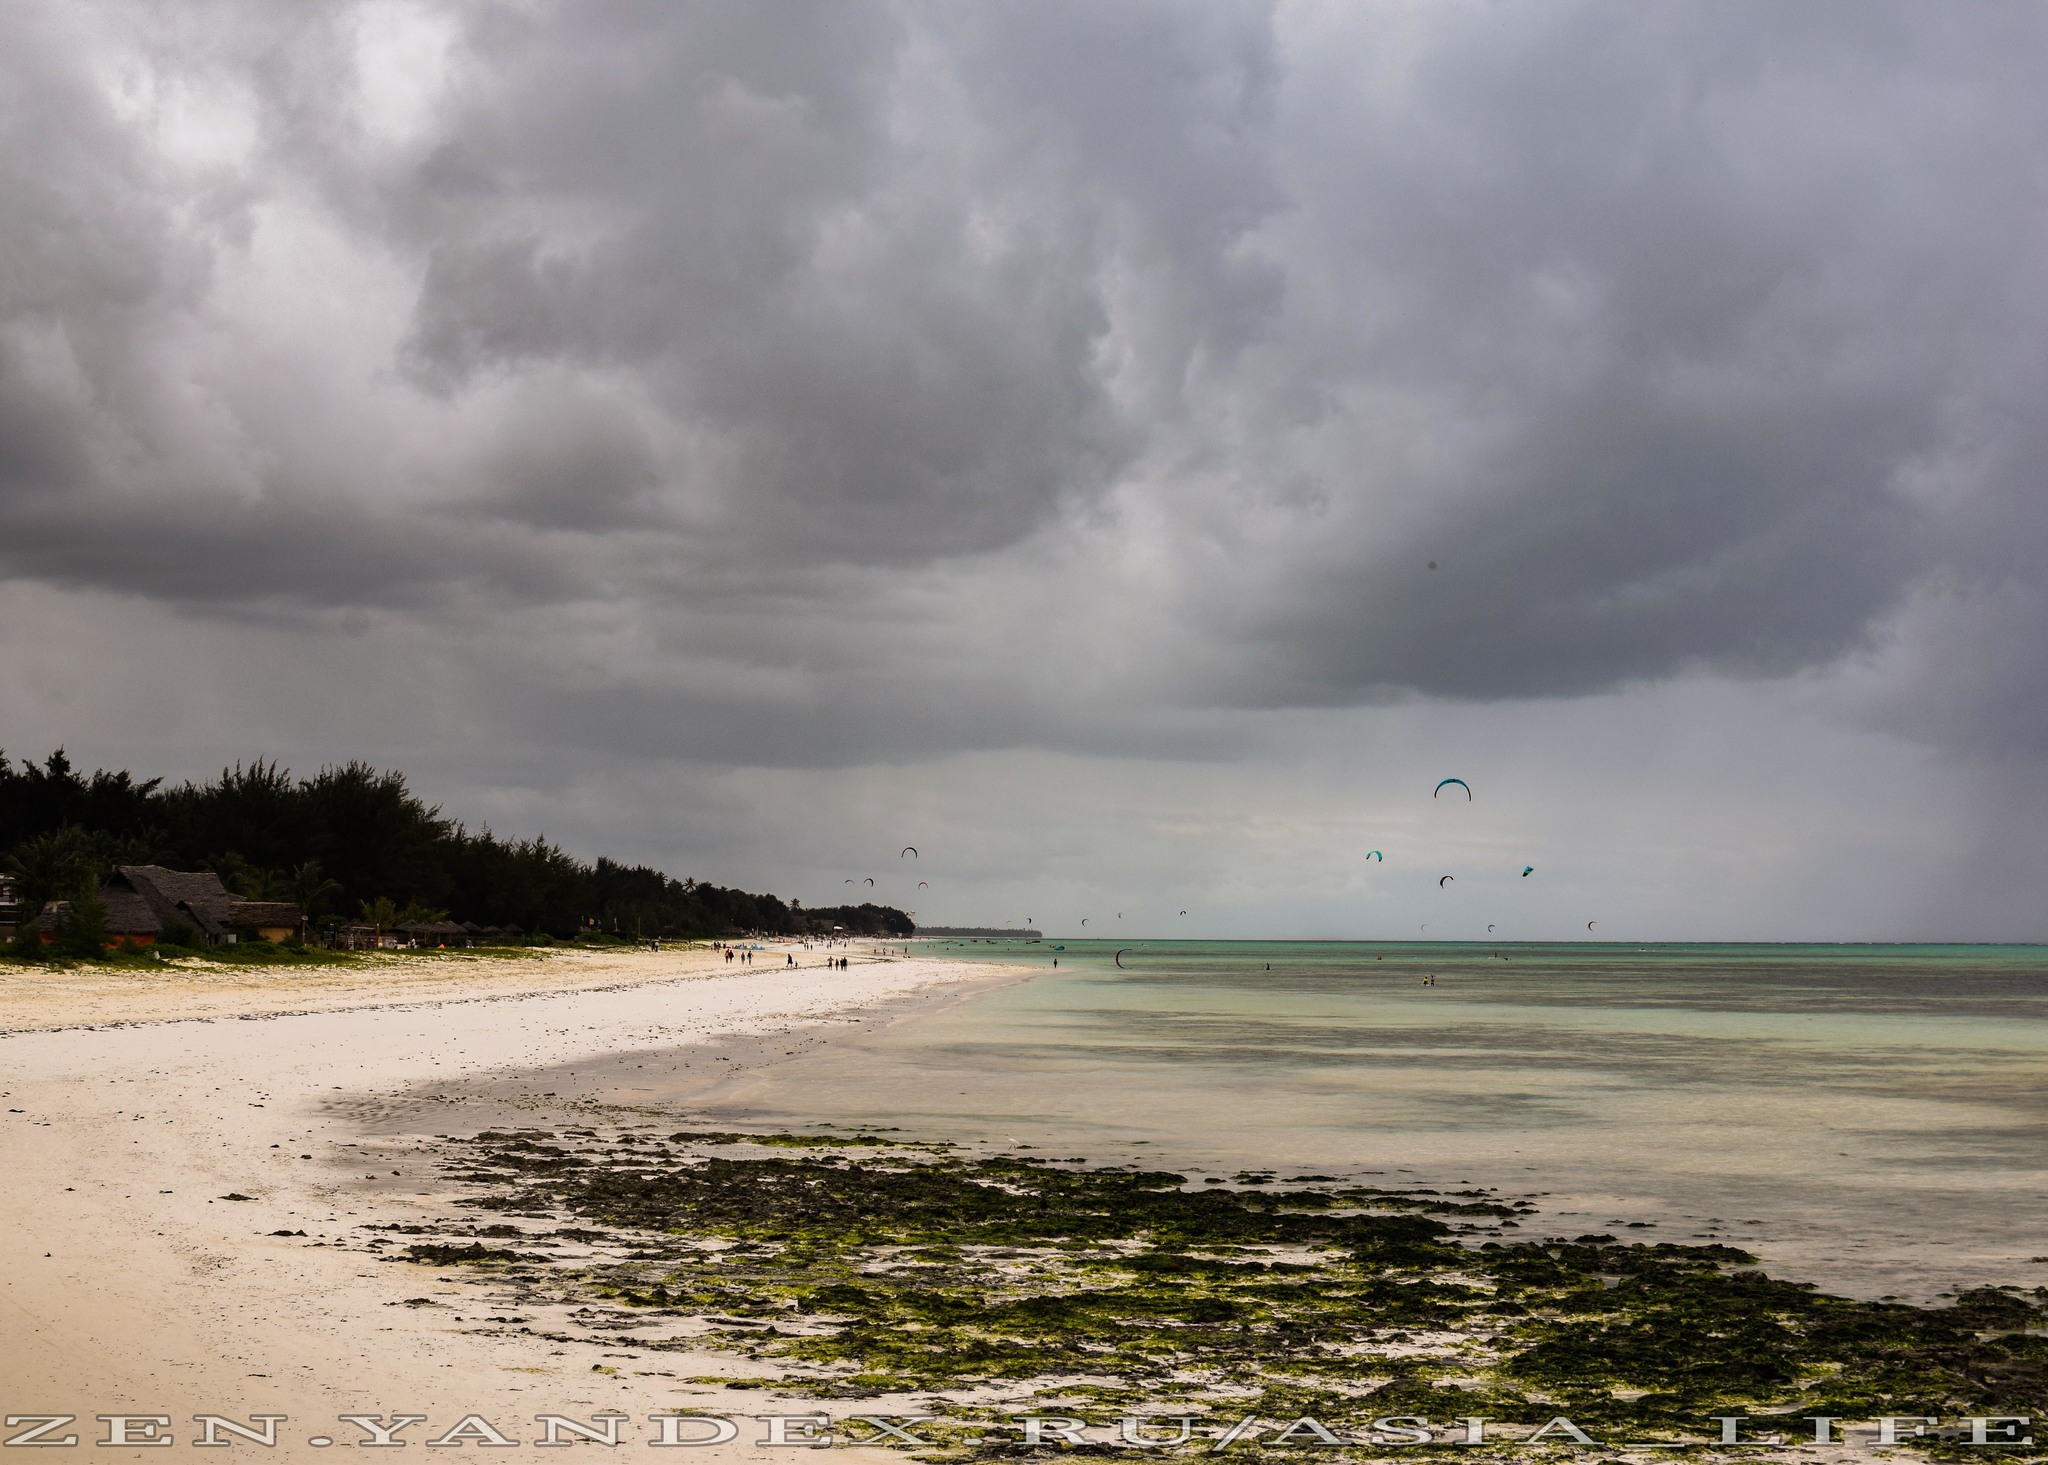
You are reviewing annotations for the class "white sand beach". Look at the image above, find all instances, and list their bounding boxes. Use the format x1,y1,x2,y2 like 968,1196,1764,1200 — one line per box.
0,944,774,1035
0,946,1002,1459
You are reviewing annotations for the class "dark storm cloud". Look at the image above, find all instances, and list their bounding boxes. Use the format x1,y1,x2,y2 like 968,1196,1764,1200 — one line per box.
387,0,1178,561
1249,375,1934,701
1260,3,2041,708
1,0,2044,761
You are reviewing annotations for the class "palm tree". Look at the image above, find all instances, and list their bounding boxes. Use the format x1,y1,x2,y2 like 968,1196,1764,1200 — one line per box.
4,827,95,908
358,896,399,950
84,828,162,874
287,861,342,941
217,853,287,901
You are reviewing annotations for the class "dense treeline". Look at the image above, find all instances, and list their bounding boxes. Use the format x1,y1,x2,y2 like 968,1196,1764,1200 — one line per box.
0,749,911,940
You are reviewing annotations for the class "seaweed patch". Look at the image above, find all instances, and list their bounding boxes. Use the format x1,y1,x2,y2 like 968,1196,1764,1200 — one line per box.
394,1128,2048,1458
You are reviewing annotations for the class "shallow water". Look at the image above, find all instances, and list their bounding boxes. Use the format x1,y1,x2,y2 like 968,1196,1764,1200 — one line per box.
669,940,2048,1303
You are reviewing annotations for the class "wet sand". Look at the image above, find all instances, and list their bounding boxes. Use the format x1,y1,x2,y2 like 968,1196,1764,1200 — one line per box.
0,945,1007,1460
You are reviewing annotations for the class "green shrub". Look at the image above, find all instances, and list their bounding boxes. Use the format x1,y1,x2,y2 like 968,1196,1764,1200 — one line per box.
53,894,110,958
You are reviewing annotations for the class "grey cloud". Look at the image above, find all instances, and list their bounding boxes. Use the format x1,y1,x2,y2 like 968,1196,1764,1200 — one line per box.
1246,380,1935,702
1,0,2045,774
387,0,1240,562
0,11,206,499
1162,1,2048,715
482,667,1268,773
460,380,668,532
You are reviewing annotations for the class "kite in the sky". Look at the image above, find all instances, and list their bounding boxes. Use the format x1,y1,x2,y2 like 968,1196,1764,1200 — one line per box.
1434,778,1472,800
1366,849,1383,861
865,878,875,886
1587,921,1597,931
1522,866,1534,877
918,881,928,889
902,847,918,858
1439,875,1454,887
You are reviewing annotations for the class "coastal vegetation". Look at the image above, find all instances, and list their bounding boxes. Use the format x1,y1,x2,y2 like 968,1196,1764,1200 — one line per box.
395,1126,2048,1459
0,748,910,947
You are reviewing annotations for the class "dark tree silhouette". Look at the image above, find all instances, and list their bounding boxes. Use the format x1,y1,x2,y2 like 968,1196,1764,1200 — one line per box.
0,749,911,940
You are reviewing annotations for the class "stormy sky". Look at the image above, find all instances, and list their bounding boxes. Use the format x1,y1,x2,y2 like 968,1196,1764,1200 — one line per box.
3,1,2044,940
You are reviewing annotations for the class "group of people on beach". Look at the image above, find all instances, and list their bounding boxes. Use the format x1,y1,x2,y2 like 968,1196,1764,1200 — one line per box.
714,940,852,970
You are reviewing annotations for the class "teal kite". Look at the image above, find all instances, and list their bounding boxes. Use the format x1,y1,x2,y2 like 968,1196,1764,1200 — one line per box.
1434,778,1472,800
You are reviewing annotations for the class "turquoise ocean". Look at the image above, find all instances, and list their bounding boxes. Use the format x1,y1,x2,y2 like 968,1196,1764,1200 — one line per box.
681,940,2048,1303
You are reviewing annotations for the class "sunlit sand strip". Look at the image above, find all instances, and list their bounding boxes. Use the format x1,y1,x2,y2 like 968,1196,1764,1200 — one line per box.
0,944,818,1034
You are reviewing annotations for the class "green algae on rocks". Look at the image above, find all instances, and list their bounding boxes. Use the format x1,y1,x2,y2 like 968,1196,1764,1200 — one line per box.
406,1128,2048,1455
